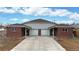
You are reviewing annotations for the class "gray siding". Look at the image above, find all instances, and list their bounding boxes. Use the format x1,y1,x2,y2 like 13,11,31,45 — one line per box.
25,23,54,29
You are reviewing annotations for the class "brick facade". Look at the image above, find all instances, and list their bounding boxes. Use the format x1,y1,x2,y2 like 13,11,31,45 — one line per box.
56,28,73,38
6,27,23,38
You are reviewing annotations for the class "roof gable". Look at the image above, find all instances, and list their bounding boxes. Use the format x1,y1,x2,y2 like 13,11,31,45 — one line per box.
23,19,55,24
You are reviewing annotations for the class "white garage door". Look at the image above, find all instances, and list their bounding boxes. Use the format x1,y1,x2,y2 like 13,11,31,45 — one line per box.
30,29,50,36
41,30,49,36
30,30,38,36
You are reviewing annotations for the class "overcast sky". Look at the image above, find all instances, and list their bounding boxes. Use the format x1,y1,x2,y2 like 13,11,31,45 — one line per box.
0,7,79,24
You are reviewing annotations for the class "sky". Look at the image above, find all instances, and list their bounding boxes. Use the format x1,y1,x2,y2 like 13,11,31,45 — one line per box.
0,7,79,24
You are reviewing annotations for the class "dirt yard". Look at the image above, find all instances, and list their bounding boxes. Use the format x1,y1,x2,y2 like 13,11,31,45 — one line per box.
0,29,24,51
57,37,79,51
0,37,24,51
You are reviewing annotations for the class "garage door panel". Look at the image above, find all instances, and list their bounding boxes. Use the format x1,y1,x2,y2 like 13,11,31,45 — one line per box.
30,30,38,36
41,30,49,36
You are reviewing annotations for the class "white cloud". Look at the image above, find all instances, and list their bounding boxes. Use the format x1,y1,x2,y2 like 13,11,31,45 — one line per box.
55,20,73,24
18,7,73,17
10,18,19,21
0,7,16,13
18,7,76,19
19,7,37,15
69,13,79,20
19,7,53,16
0,7,79,21
34,8,52,16
52,9,72,16
0,7,76,16
22,19,30,22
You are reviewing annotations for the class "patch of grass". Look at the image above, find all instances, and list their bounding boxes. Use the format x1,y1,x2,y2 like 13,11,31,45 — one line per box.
57,37,79,51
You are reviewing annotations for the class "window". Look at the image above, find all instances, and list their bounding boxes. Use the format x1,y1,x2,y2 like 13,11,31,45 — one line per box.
11,27,16,32
63,28,68,32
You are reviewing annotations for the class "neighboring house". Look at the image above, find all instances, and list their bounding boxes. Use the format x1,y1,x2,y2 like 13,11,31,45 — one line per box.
6,19,75,38
0,25,5,30
71,25,79,37
0,25,6,38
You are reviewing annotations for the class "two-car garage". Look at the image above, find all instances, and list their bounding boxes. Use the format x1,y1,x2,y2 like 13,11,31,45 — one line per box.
24,19,55,36
29,29,50,36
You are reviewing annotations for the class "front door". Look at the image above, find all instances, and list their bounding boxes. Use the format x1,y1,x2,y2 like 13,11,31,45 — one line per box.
26,29,30,36
50,29,53,36
38,29,41,36
54,28,58,36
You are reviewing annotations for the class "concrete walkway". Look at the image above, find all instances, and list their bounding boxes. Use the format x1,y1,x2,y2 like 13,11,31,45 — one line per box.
11,36,65,51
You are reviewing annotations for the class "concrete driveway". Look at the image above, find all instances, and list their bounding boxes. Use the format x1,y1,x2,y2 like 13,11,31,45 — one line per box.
11,36,65,51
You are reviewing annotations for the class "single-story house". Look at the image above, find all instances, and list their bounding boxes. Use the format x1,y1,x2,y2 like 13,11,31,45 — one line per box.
6,19,75,38
0,25,5,30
